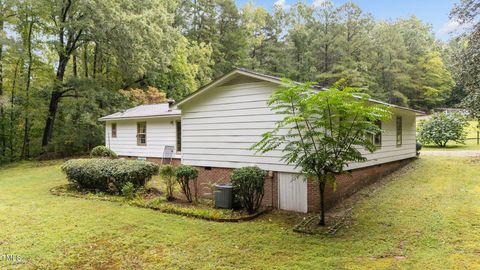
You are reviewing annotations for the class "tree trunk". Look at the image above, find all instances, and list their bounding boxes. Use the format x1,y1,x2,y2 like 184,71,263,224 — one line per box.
41,0,80,148
9,62,19,161
0,19,4,157
72,53,77,77
41,54,69,147
319,181,326,226
21,19,34,159
42,90,63,147
83,43,88,78
92,42,98,78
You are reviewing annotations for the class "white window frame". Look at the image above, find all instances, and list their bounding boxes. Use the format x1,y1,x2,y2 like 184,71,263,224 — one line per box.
137,122,147,146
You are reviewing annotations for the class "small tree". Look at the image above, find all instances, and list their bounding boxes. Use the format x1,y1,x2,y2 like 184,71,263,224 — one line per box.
252,79,391,225
160,165,176,201
175,165,199,203
418,112,469,147
231,166,266,214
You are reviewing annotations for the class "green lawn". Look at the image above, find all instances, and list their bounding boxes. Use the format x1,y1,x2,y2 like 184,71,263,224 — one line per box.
1,157,479,269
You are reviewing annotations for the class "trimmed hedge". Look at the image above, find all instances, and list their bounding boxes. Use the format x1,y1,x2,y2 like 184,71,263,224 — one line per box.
175,165,198,203
61,159,159,193
231,166,266,214
90,146,117,158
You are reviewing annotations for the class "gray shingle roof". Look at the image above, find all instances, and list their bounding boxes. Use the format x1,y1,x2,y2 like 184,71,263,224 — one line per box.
99,103,180,121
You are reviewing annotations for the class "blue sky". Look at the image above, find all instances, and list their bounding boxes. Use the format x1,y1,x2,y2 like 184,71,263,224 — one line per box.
235,0,462,41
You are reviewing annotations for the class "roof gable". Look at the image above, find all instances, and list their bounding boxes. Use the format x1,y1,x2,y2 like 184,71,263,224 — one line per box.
176,69,286,107
99,103,180,121
177,68,425,115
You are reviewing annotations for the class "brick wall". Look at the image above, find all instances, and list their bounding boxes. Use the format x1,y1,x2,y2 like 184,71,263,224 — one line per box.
121,155,412,213
118,156,181,166
127,160,280,207
307,158,414,212
189,166,279,208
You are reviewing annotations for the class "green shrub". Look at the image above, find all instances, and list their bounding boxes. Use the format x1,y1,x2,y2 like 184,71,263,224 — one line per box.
90,146,117,158
121,182,136,199
418,112,469,147
61,159,159,193
231,166,266,214
416,141,422,156
175,165,198,203
160,164,176,201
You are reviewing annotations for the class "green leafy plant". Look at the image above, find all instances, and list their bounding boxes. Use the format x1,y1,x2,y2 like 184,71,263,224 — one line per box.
230,166,266,214
252,79,391,225
160,164,176,201
418,112,469,147
175,165,199,203
90,146,117,158
121,182,136,199
416,141,423,156
61,159,159,193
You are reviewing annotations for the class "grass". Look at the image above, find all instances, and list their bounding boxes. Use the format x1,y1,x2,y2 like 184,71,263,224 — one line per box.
420,120,480,150
1,157,480,269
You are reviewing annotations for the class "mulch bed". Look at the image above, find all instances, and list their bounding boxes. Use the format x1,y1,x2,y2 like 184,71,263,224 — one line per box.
293,207,353,235
50,184,270,222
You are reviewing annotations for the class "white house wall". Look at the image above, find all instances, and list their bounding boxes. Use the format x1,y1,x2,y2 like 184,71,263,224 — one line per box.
181,80,417,173
348,108,417,170
104,117,180,158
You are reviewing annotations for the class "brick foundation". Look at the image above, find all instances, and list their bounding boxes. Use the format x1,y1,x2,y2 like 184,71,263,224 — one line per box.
119,156,181,166
122,155,413,213
187,166,279,208
307,158,414,212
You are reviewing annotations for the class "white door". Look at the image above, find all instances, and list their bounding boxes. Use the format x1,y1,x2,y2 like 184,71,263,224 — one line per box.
278,173,308,213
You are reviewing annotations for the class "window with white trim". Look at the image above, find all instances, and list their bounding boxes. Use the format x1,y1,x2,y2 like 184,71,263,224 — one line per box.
176,120,182,152
367,120,382,148
111,123,117,138
396,116,402,146
137,122,147,146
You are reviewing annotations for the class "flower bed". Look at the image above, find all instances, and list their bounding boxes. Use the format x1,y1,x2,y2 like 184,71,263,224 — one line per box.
50,184,269,222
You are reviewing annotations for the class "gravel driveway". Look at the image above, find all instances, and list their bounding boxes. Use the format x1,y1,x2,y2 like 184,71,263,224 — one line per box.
421,150,480,157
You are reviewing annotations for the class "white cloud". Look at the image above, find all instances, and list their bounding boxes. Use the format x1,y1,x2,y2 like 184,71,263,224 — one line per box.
274,0,290,10
437,19,473,38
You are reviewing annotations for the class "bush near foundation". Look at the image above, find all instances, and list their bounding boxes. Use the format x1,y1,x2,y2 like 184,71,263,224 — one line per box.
175,165,198,203
160,164,176,201
61,159,159,193
90,146,117,158
231,166,266,214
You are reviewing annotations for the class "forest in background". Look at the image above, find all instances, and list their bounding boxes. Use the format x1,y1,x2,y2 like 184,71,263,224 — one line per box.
0,0,477,163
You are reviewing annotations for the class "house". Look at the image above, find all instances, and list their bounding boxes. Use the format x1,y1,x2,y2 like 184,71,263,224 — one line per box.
99,102,182,162
100,68,424,213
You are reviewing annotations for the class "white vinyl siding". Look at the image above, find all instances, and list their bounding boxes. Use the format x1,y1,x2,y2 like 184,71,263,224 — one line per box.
105,117,180,158
181,80,417,173
181,82,297,172
348,108,416,170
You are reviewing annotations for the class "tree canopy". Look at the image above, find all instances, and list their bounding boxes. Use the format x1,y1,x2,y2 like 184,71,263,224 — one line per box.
0,0,469,163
